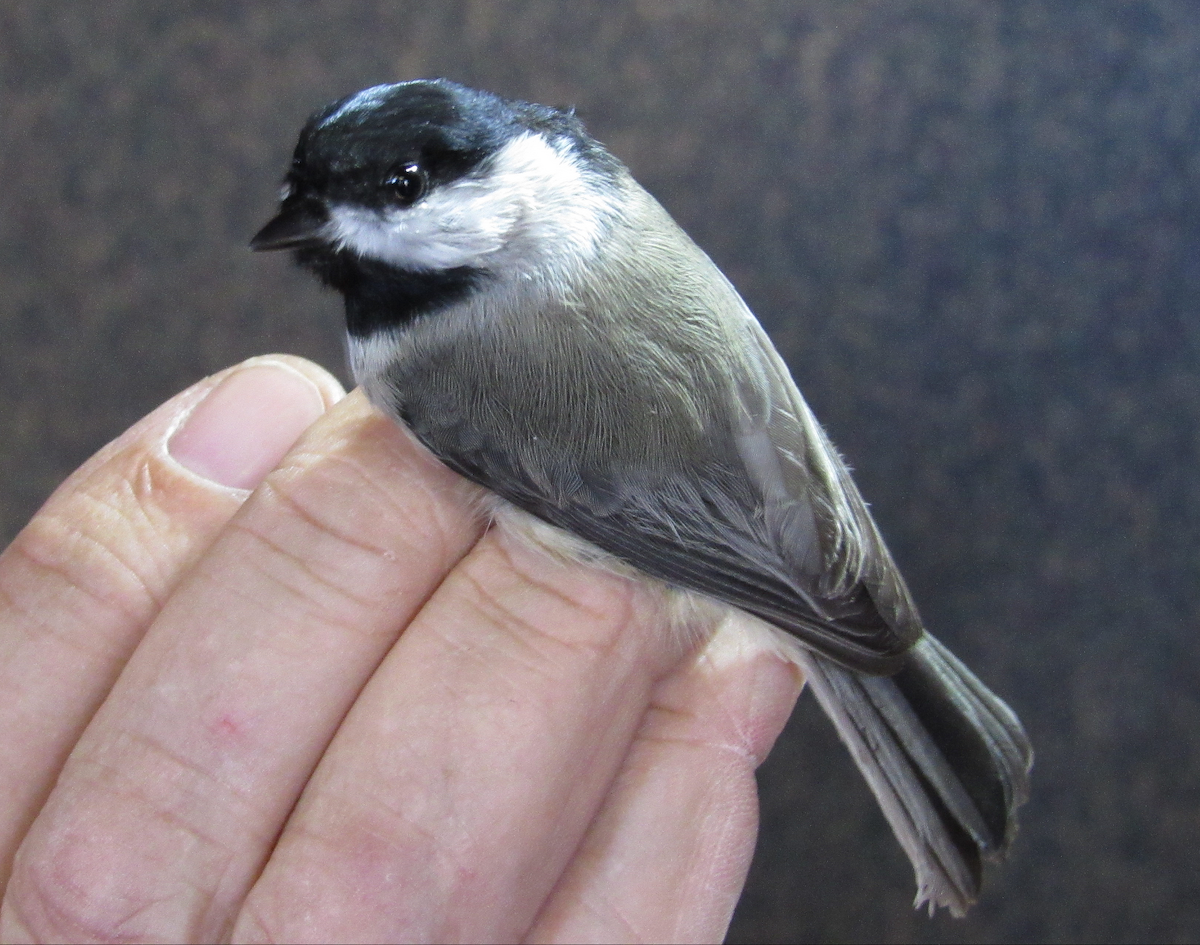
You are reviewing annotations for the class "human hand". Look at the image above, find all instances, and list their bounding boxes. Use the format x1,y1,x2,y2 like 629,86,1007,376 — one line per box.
0,356,802,944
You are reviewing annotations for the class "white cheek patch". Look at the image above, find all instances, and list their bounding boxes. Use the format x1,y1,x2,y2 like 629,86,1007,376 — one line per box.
330,189,517,270
328,132,612,272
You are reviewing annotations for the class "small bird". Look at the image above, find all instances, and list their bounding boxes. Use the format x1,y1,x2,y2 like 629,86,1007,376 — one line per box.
252,79,1031,916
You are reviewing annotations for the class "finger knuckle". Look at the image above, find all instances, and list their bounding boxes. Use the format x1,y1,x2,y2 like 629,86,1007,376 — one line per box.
2,486,164,662
229,484,409,635
451,541,646,693
4,830,167,944
273,445,468,573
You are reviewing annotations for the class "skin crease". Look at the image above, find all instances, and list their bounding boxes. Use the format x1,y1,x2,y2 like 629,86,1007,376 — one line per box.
0,355,802,944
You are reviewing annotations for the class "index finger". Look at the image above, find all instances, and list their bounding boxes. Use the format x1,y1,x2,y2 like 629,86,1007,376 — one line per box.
0,356,343,895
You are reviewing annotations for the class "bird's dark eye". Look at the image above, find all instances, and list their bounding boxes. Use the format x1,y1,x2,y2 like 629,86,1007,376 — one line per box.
384,164,427,207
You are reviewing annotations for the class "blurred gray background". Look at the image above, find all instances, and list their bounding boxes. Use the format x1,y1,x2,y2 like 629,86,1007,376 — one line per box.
2,2,1197,942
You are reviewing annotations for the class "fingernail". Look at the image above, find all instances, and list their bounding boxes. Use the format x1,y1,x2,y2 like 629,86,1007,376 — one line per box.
169,362,329,490
742,653,806,766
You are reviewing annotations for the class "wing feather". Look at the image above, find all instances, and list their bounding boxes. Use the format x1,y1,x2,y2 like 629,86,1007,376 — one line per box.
397,320,920,674
371,185,924,674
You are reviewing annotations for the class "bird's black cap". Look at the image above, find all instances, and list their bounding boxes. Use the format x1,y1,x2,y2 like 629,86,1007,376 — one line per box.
252,79,617,254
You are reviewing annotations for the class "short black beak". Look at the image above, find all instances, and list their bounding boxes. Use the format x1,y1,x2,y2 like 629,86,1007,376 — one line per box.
250,198,330,251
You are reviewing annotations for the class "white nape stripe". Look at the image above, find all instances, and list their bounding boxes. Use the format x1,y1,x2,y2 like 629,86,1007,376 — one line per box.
328,132,611,273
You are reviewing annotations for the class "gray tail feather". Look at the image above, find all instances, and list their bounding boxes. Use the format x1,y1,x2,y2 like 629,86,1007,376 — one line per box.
793,634,1032,916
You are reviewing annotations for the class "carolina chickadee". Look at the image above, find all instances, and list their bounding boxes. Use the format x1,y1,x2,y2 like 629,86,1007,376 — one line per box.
252,79,1031,916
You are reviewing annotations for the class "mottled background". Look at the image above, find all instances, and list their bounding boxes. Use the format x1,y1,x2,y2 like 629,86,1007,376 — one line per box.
2,2,1197,942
